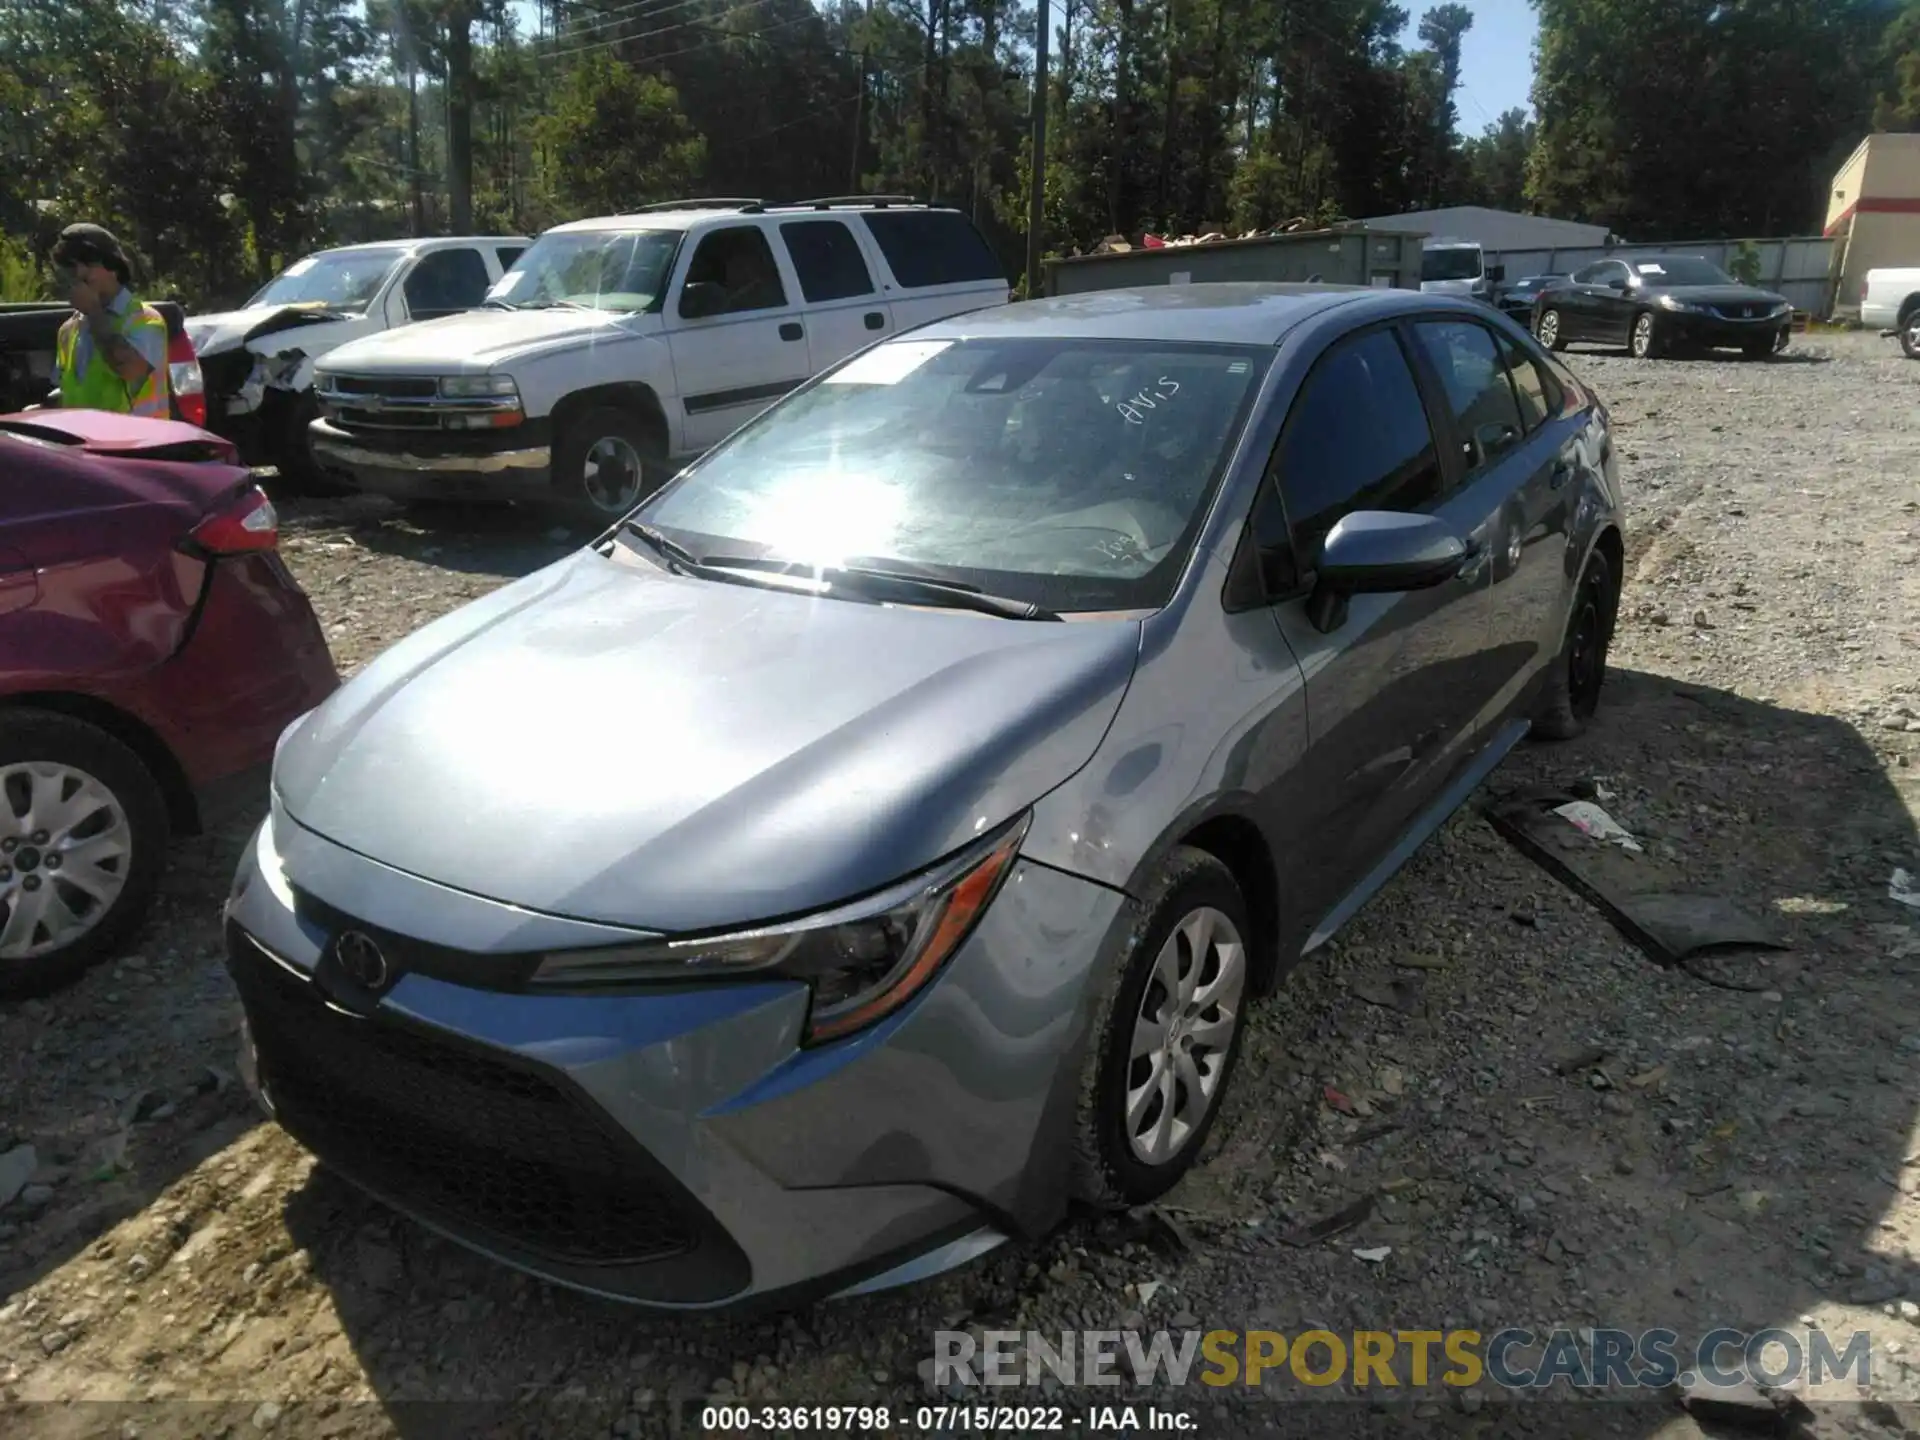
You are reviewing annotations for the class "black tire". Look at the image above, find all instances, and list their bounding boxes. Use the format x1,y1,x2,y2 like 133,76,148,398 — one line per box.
1070,847,1253,1210
1535,308,1567,351
0,711,170,1001
270,391,351,497
1740,338,1773,361
1532,549,1618,743
551,407,668,526
1900,306,1920,360
1628,311,1663,360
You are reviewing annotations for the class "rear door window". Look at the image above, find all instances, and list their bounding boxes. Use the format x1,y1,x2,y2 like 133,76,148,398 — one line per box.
860,211,1005,289
779,220,874,303
495,245,526,272
1494,332,1554,434
1408,319,1527,475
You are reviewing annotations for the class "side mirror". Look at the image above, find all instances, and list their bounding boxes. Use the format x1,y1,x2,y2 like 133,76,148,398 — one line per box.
679,281,726,320
1607,277,1629,292
1317,512,1469,595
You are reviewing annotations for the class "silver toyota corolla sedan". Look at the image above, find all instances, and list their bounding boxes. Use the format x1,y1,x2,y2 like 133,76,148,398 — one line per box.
225,284,1624,1311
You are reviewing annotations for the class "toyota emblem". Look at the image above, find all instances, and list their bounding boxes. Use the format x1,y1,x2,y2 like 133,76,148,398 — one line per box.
335,931,389,990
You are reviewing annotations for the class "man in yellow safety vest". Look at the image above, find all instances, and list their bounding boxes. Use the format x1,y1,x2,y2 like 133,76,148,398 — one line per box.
49,223,170,418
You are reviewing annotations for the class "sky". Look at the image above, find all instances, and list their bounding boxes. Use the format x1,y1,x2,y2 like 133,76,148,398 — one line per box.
1440,0,1540,131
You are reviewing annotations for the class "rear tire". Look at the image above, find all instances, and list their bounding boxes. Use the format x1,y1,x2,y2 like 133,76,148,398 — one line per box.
552,407,668,527
1535,308,1567,351
1070,847,1252,1210
1901,306,1920,360
1532,549,1617,743
1628,311,1663,360
0,712,169,1000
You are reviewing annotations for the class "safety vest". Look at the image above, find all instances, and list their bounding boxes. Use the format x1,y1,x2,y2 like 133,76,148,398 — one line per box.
55,295,170,418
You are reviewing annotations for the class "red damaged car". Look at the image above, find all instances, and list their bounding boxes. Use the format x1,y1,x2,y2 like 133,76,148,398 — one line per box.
0,409,338,998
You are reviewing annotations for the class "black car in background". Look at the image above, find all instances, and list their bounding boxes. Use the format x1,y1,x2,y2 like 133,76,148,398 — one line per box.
1530,255,1793,360
1497,274,1565,321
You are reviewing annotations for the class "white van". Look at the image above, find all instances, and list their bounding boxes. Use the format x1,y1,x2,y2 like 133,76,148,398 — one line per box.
1420,239,1503,305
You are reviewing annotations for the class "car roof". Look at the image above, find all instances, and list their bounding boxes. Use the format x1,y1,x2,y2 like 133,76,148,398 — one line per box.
546,204,964,234
906,284,1492,347
310,236,529,257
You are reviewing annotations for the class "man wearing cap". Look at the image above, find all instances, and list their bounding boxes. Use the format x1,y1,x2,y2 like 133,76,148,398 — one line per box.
48,223,170,418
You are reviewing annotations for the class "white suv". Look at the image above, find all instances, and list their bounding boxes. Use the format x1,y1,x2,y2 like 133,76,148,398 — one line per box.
308,198,1010,520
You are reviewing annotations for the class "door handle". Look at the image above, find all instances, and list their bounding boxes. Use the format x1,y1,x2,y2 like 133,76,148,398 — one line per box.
864,311,886,331
779,322,803,342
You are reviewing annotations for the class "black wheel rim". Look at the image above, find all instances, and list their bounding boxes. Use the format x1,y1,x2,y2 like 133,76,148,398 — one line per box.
1567,577,1606,716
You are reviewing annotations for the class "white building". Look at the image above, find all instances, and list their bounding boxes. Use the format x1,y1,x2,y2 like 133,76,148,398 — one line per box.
1358,205,1617,251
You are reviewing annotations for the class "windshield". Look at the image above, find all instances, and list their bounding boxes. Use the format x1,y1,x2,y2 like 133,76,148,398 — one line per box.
486,228,682,312
1630,256,1735,286
639,337,1271,614
1422,248,1483,282
247,251,400,312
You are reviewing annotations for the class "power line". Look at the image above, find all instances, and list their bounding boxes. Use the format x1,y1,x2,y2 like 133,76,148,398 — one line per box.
541,6,833,66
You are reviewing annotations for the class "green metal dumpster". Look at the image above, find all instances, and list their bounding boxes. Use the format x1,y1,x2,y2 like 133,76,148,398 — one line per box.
1042,227,1428,297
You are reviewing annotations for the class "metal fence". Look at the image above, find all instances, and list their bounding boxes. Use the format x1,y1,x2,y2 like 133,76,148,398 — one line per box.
1487,236,1839,317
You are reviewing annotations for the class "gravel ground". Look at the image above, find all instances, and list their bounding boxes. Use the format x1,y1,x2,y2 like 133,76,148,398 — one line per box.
2,332,1918,1440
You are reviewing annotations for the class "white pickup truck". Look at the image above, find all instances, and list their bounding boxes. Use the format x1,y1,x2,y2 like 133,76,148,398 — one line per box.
308,198,1011,522
185,235,529,480
1859,266,1920,358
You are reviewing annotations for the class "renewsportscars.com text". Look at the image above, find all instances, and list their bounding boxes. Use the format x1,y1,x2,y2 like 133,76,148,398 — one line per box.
931,1327,1873,1391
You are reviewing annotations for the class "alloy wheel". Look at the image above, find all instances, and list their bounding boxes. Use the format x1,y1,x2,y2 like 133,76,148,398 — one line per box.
581,435,646,515
1632,314,1655,358
1123,905,1247,1167
0,762,131,960
1536,310,1561,348
1904,316,1920,359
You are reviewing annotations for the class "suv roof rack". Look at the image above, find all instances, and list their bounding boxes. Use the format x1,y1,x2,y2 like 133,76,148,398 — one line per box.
785,194,922,210
635,197,766,214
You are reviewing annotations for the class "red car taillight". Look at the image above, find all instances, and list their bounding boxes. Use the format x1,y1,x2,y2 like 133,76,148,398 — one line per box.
188,485,278,556
168,330,207,429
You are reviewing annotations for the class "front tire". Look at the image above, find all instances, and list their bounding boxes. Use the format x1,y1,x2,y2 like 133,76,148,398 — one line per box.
1901,308,1920,360
0,712,169,1000
1532,550,1617,742
1535,308,1567,351
1071,847,1252,1209
1629,311,1664,360
552,407,667,526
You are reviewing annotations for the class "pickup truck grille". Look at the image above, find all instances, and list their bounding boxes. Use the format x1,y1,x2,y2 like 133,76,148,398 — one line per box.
316,374,514,434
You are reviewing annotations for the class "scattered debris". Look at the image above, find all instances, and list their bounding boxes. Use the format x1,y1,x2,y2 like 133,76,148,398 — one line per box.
1278,1195,1376,1248
1891,868,1920,910
1350,975,1426,1016
1487,790,1789,968
1351,1246,1392,1264
1673,1375,1812,1432
1553,1045,1610,1076
1552,800,1644,852
1322,1086,1357,1115
1627,1065,1670,1090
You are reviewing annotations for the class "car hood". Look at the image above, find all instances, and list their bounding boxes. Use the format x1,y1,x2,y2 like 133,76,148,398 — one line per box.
1650,284,1787,308
273,549,1141,932
320,307,654,374
185,304,363,357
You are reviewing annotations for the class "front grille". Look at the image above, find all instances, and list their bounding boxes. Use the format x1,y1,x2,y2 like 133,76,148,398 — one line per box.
230,930,698,1267
330,405,446,432
322,374,439,400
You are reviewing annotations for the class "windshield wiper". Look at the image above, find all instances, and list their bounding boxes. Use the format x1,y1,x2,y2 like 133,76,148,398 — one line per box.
696,555,1060,621
481,298,519,310
618,527,1060,620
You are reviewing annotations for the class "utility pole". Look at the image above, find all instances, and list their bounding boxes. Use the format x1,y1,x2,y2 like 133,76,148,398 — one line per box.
1025,0,1050,297
850,51,866,192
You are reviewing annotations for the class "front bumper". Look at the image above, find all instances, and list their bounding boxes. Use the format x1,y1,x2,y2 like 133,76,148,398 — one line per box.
224,809,1126,1310
308,416,553,502
1659,310,1791,349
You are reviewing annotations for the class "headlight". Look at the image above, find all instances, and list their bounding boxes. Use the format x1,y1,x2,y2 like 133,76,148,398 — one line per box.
1771,302,1792,317
439,374,519,399
530,813,1031,1044
1656,296,1705,313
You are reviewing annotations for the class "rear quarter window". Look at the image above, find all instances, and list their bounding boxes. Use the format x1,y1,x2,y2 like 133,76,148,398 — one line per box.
859,211,1006,289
